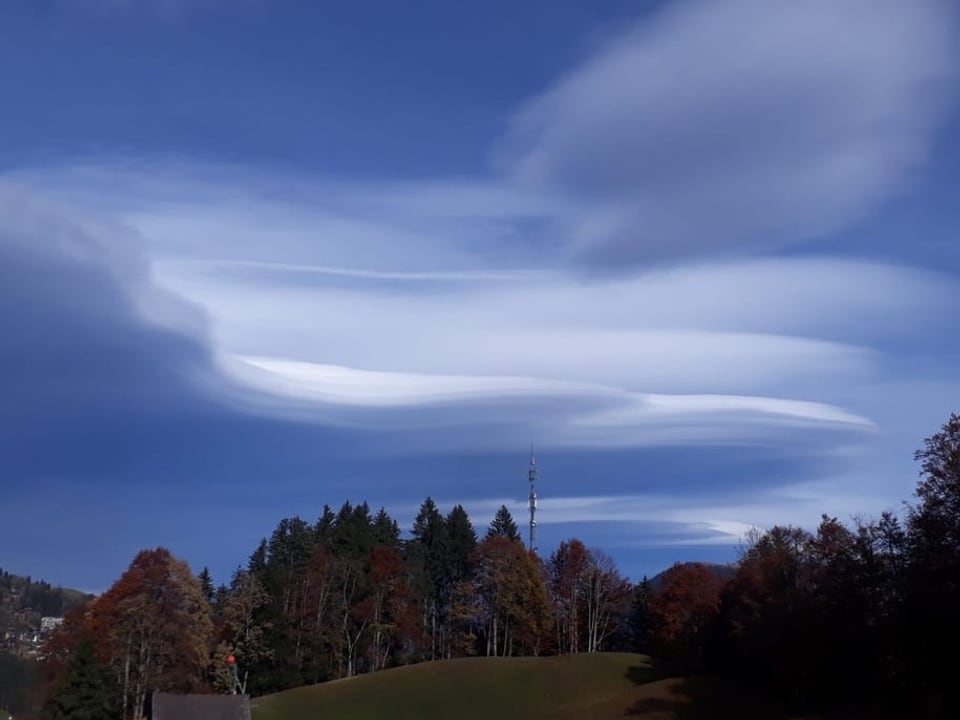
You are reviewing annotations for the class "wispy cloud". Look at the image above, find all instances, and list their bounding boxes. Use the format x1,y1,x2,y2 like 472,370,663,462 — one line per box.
211,356,873,447
168,260,547,283
393,480,902,548
499,0,958,267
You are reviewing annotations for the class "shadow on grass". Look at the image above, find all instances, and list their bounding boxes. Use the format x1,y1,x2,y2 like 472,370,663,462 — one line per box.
623,663,660,687
620,674,915,720
621,674,794,719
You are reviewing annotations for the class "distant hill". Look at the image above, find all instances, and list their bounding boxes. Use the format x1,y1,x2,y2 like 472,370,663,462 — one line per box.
251,653,807,720
647,561,737,591
0,568,93,655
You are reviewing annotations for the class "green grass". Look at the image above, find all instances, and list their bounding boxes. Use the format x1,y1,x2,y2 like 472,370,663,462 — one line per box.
252,653,663,720
251,653,902,720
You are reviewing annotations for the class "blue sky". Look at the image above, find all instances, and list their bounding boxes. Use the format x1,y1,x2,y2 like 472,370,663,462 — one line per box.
1,0,959,592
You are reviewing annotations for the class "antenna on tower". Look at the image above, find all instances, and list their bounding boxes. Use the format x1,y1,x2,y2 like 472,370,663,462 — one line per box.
528,445,538,552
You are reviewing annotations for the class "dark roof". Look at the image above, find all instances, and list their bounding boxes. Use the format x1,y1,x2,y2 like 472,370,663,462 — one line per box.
151,693,251,720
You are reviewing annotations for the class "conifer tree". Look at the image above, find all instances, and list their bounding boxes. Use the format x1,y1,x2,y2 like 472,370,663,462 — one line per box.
446,504,478,582
372,507,401,548
198,566,215,605
45,635,120,720
487,505,520,542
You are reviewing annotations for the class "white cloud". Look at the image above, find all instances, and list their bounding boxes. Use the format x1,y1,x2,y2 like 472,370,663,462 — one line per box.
422,481,902,548
157,254,926,397
208,355,873,446
10,163,955,451
499,0,958,266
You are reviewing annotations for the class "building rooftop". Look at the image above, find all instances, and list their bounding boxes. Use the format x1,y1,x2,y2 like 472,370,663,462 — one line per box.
151,693,251,720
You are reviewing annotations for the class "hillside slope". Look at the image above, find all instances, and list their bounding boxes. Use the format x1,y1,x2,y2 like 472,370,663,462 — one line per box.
251,653,794,720
1,568,92,661
252,654,651,720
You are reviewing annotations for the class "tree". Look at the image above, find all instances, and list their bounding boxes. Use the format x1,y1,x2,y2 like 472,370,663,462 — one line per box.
627,577,654,654
650,563,725,671
248,538,268,577
475,537,551,657
44,636,120,720
486,505,520,542
0,651,38,716
360,546,412,671
213,570,273,693
582,550,632,653
717,527,819,703
330,502,376,559
410,498,449,660
198,567,216,606
909,412,960,560
547,539,590,654
372,508,400,548
446,505,478,583
86,548,214,720
903,413,960,711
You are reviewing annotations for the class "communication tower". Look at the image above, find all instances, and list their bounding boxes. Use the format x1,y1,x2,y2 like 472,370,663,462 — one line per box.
528,446,539,552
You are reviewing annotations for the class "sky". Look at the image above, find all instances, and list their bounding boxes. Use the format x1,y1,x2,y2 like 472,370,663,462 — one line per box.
1,0,959,592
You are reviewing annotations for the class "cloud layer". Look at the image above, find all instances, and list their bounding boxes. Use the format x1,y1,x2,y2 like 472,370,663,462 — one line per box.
500,0,958,267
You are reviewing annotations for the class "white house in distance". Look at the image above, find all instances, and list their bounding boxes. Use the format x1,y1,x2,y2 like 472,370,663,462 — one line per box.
40,617,63,634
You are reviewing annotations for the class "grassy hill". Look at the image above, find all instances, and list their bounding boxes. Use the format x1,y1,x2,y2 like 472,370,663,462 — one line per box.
251,653,797,720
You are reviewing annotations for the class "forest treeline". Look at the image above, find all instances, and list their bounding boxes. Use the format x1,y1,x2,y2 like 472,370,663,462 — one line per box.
26,413,960,719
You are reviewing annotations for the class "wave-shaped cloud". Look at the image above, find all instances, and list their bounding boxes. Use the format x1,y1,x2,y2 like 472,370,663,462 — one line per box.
0,182,221,431
214,355,873,447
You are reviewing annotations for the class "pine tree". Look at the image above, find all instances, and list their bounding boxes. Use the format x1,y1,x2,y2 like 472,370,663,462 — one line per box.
198,567,216,605
628,577,654,653
45,635,120,720
411,498,449,660
372,507,400,548
487,505,520,541
446,505,478,582
314,505,337,544
248,538,268,577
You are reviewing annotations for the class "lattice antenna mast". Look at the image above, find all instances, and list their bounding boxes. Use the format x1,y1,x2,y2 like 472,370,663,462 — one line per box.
528,445,539,552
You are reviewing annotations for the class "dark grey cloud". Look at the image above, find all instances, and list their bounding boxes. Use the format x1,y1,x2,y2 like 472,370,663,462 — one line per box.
0,184,225,465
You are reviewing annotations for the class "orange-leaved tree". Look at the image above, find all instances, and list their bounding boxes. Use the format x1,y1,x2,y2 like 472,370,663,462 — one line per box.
650,562,725,670
86,548,213,720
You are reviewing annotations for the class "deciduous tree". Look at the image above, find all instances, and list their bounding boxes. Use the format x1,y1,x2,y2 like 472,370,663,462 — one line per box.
87,548,213,720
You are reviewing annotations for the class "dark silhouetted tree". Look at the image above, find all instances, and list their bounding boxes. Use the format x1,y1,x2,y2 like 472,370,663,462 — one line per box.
487,505,520,541
650,562,725,671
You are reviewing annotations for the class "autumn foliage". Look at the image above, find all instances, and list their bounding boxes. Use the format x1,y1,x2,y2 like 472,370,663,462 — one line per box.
648,562,723,669
42,549,213,720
